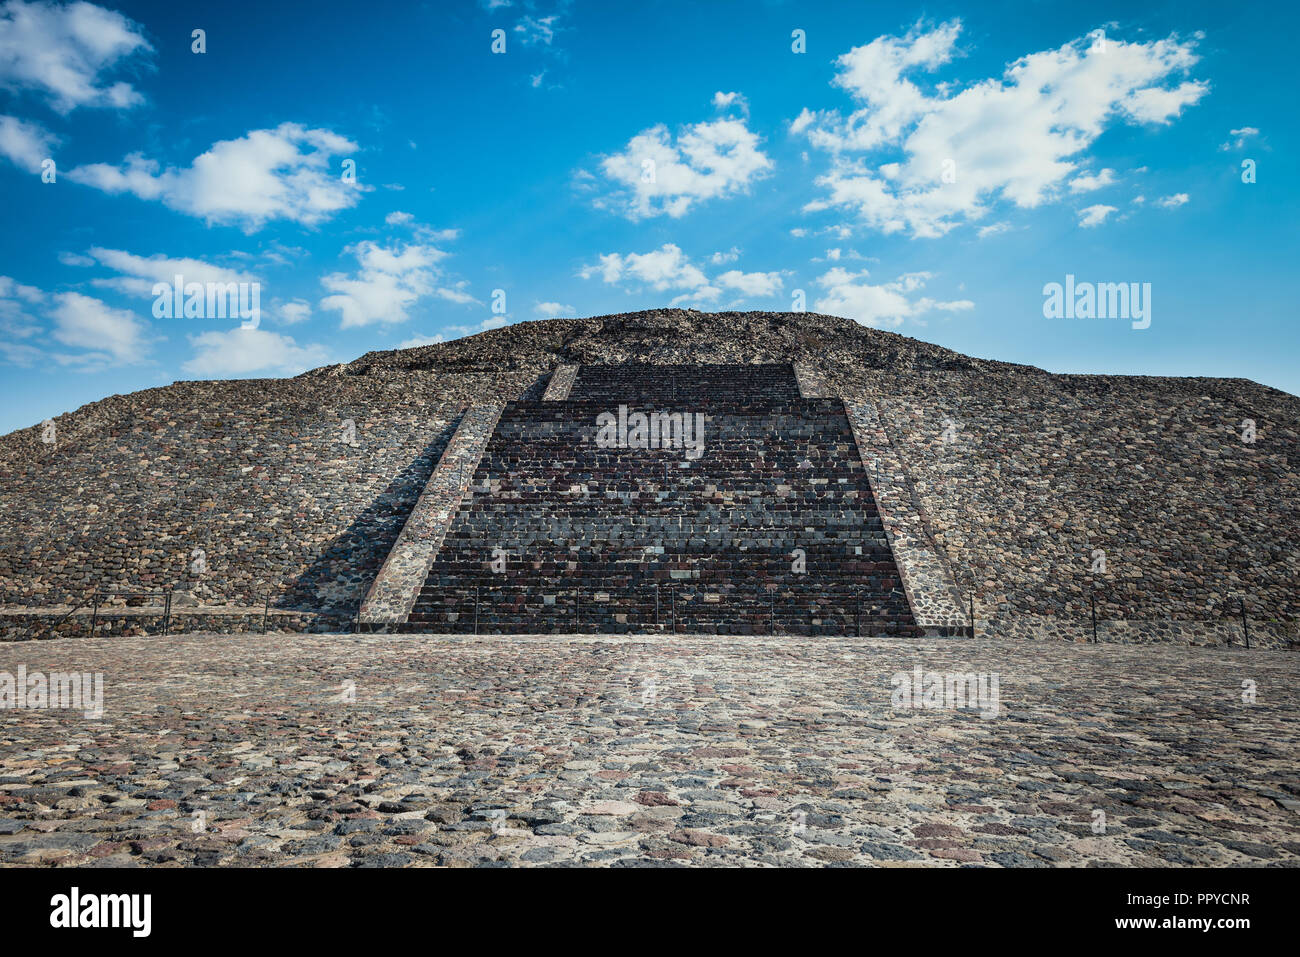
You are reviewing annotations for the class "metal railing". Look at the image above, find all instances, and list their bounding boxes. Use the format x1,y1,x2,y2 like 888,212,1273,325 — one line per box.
13,587,280,640
1072,584,1295,648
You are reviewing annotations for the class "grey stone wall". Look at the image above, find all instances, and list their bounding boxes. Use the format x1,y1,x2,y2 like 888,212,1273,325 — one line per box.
840,372,1300,626
845,400,969,632
542,364,580,400
792,362,832,399
359,404,504,625
980,615,1294,648
0,377,465,617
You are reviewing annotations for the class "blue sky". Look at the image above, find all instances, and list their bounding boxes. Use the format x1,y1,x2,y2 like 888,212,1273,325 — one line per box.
1,0,1296,435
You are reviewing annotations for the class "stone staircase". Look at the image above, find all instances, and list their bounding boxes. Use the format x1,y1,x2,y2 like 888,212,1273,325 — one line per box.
405,363,919,635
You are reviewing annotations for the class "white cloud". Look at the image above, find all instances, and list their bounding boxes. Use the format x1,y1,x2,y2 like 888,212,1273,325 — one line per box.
0,278,153,369
1069,168,1116,193
397,332,445,349
430,280,476,305
581,243,710,291
182,326,328,376
789,108,816,136
0,274,44,353
82,246,259,298
596,112,772,219
1078,204,1117,228
1121,81,1208,124
710,247,740,265
417,226,459,243
812,247,869,263
443,317,509,338
0,275,44,304
68,123,364,231
274,298,312,324
50,290,148,363
1156,192,1189,208
386,211,461,246
1220,126,1259,151
0,0,152,113
0,339,41,364
712,91,749,116
716,269,783,297
0,113,55,172
976,222,1010,238
534,301,574,318
580,243,782,307
319,240,454,328
514,15,558,46
813,268,972,328
796,21,1207,238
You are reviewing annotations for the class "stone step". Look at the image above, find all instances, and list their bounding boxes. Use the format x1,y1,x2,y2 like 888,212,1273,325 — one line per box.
405,364,919,636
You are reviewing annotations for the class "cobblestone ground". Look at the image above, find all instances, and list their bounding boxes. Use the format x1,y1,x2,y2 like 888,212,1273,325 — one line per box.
0,633,1296,868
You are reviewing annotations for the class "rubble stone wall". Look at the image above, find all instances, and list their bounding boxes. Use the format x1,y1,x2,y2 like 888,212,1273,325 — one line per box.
542,364,580,400
839,371,1300,625
359,404,504,624
0,377,473,617
844,400,968,632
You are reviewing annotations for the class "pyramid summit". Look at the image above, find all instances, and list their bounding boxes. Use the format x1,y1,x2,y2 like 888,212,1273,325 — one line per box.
307,308,1018,379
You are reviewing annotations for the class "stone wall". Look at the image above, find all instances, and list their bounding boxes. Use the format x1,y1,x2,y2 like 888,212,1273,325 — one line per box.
0,376,469,620
845,401,969,633
836,371,1300,626
409,364,918,635
541,364,580,400
792,362,832,400
979,615,1295,648
359,404,504,625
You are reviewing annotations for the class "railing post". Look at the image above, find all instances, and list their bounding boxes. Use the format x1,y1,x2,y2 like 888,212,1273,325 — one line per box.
1239,598,1250,650
262,593,270,634
1089,592,1098,644
655,583,660,628
474,586,480,635
91,594,99,638
162,590,172,637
